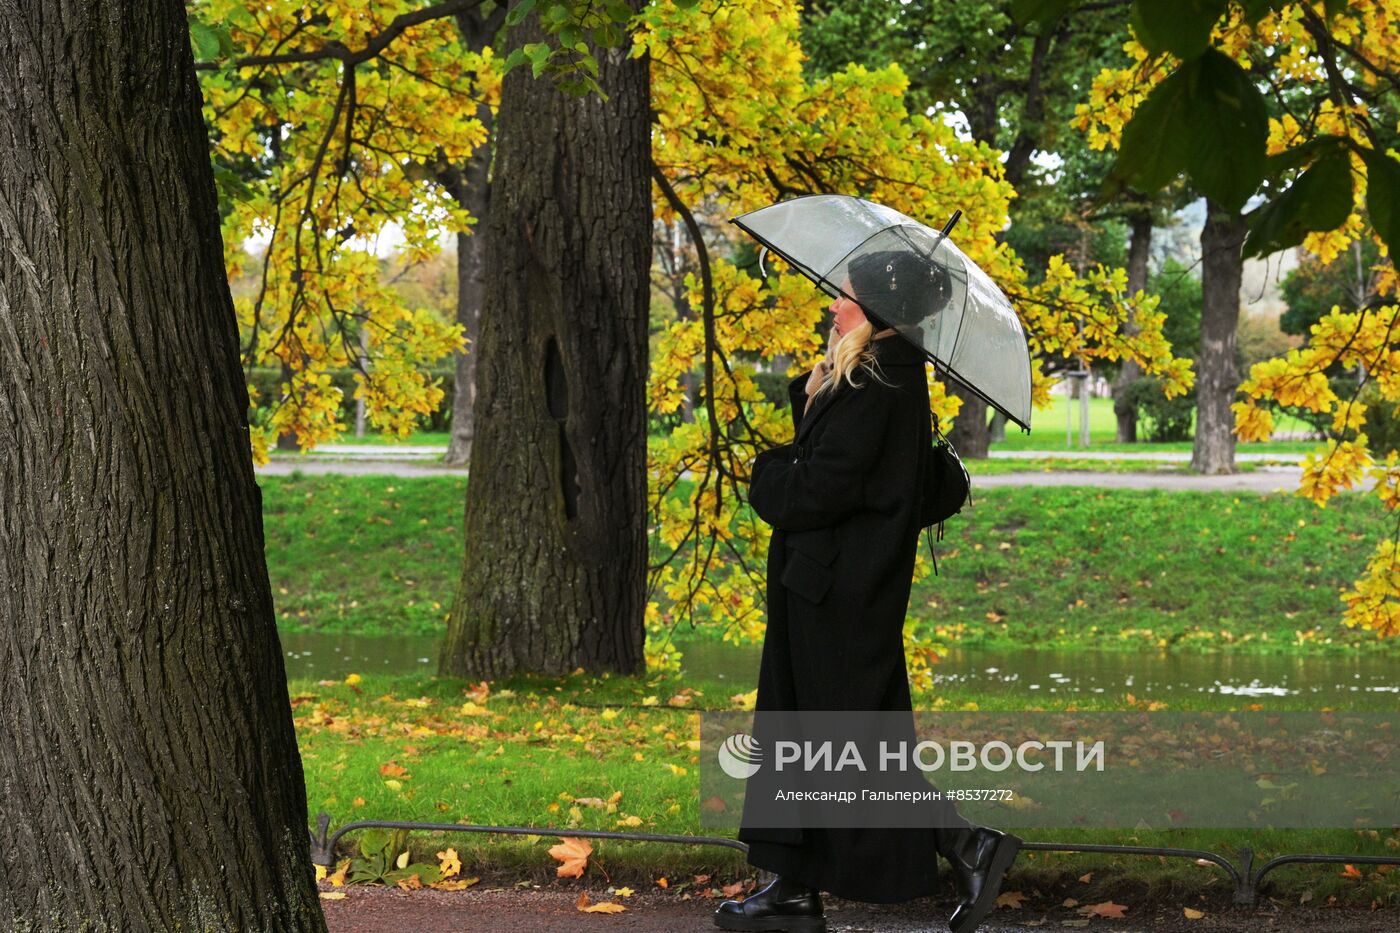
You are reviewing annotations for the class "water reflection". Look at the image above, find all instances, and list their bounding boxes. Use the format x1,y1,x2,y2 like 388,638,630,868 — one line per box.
278,630,1398,706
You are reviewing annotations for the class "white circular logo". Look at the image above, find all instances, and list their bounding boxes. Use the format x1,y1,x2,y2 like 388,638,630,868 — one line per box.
718,732,763,779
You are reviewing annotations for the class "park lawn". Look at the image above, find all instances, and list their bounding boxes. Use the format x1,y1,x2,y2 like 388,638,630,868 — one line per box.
264,475,1396,656
294,672,1400,905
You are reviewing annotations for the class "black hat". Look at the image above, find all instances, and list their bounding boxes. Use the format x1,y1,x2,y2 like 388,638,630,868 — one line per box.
846,249,953,329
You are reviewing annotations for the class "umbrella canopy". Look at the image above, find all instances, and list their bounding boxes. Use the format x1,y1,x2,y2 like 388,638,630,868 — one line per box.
730,194,1033,431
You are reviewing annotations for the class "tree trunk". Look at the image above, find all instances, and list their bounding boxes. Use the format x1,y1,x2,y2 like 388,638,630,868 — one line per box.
946,381,991,459
1191,199,1247,474
1112,209,1154,442
442,152,491,466
440,1,651,678
0,3,325,930
443,8,506,467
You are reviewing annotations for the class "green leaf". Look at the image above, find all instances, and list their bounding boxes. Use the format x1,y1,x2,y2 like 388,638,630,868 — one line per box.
1010,0,1075,26
1109,50,1267,212
1361,148,1400,261
673,0,703,8
1130,0,1227,59
1264,135,1349,178
1241,0,1275,24
190,22,221,61
502,47,528,74
1323,0,1349,19
558,24,580,48
358,829,392,859
384,864,443,885
1110,60,1195,194
1243,148,1354,259
505,0,537,28
545,3,572,25
1184,50,1268,212
605,0,635,23
524,42,551,64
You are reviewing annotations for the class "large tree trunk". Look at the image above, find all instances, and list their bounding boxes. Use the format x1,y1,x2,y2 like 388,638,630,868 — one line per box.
0,3,325,930
1191,199,1248,474
440,1,651,678
1112,209,1154,442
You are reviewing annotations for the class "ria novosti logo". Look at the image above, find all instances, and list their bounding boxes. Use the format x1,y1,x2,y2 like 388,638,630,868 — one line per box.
717,732,763,779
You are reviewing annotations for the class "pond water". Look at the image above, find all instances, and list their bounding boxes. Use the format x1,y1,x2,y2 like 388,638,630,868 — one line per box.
279,631,1398,705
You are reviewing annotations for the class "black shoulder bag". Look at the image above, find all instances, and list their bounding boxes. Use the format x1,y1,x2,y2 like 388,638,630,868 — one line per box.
917,414,971,575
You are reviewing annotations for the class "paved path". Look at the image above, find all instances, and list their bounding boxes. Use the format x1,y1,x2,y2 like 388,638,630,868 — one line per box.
317,883,1392,932
257,458,1337,493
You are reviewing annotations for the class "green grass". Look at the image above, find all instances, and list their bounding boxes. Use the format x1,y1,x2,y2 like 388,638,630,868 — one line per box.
264,475,1394,655
995,395,1321,454
295,672,1400,902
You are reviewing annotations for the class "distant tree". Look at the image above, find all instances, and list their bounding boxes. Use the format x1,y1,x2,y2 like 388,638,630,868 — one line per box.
1280,237,1385,337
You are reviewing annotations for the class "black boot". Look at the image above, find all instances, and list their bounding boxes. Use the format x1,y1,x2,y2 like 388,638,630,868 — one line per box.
941,826,1022,933
712,874,826,932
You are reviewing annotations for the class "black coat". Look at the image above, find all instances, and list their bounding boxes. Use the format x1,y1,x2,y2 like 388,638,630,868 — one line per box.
737,334,968,903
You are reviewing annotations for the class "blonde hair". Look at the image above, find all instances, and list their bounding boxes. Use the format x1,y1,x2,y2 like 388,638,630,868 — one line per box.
809,320,894,401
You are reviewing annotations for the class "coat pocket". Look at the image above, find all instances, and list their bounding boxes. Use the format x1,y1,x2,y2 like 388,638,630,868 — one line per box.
785,525,840,566
781,526,840,604
781,550,834,605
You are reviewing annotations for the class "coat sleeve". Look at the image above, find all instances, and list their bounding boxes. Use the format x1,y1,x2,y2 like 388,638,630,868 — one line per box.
747,380,893,532
786,372,812,435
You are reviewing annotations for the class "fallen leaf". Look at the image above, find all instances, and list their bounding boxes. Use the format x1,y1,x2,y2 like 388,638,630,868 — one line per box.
721,881,746,897
656,876,668,888
437,848,461,878
614,886,634,898
1061,898,1079,907
327,859,350,887
1340,864,1362,879
396,874,422,891
314,864,326,882
1299,890,1314,905
576,891,627,913
550,837,593,878
379,762,408,779
344,673,362,686
1078,872,1093,883
395,850,410,870
430,877,480,891
997,890,1025,909
319,891,346,900
1184,907,1205,919
1079,900,1128,919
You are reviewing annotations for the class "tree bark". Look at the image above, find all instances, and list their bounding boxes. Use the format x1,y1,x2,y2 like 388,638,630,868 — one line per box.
1112,208,1154,442
1191,199,1248,474
946,382,991,459
443,7,506,467
440,0,651,678
0,3,325,930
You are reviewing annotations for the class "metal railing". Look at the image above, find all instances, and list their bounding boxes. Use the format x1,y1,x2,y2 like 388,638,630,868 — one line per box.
308,811,1400,907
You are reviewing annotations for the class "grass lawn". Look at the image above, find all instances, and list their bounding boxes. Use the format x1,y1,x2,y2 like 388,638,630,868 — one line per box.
263,475,1394,655
264,474,1399,903
293,671,1400,904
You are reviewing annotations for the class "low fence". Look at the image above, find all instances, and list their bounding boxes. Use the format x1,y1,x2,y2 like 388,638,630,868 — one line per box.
307,810,1400,907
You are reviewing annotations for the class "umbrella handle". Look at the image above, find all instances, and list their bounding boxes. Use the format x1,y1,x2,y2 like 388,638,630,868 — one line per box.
939,210,962,239
758,244,770,279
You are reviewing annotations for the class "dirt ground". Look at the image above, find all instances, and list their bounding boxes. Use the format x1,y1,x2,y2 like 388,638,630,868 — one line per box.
317,880,1394,932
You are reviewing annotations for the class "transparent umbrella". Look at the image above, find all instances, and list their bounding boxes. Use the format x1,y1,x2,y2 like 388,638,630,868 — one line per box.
730,194,1033,431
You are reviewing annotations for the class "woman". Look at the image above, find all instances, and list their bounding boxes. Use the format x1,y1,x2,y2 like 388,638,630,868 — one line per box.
712,251,1021,933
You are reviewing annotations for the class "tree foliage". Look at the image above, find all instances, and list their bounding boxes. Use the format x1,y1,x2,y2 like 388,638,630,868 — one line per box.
1054,0,1400,637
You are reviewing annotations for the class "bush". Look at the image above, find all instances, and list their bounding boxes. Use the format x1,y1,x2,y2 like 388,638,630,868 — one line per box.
1124,375,1195,442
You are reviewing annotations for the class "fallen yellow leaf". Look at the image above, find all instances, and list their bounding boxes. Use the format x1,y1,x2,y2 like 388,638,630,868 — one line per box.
344,673,362,686
576,892,627,913
550,837,593,878
319,891,346,901
1184,907,1205,919
437,848,461,878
